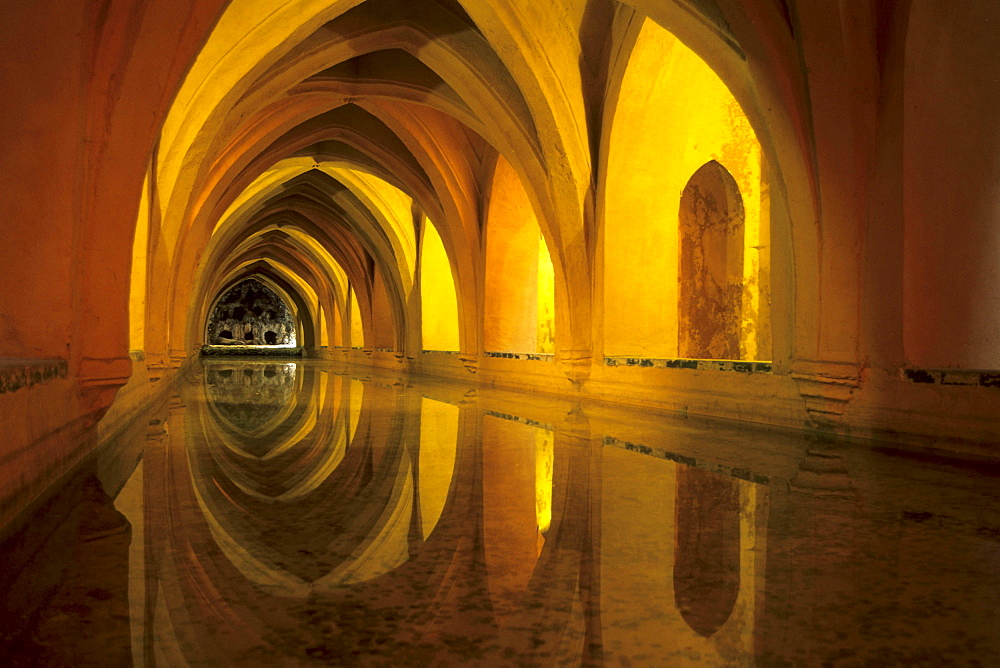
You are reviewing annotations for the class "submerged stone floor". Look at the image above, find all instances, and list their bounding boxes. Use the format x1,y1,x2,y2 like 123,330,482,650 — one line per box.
2,358,999,665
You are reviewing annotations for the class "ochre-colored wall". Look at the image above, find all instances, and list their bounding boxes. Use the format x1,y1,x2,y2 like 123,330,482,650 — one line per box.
485,155,547,353
420,219,460,352
902,1,1000,370
603,19,766,360
350,288,365,348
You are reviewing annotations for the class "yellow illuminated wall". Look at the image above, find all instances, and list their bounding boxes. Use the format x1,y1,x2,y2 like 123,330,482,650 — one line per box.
537,238,555,354
484,155,555,353
129,173,150,351
603,18,768,360
319,305,329,347
350,287,364,348
420,218,460,351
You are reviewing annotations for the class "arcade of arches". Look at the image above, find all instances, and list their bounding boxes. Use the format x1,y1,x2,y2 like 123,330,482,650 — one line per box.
1,0,1000,659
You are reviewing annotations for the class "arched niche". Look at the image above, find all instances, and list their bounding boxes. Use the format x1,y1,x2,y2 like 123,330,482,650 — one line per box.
602,17,770,361
483,154,556,354
205,278,298,347
678,160,745,360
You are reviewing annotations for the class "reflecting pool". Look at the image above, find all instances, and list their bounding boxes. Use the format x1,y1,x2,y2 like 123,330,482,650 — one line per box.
2,359,999,665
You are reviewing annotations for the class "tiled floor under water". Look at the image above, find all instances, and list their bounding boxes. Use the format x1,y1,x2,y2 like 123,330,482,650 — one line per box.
2,358,999,665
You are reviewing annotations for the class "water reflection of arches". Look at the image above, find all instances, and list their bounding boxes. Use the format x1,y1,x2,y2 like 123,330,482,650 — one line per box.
191,363,424,587
673,465,742,637
135,368,604,664
204,362,299,436
600,447,763,664
139,369,490,663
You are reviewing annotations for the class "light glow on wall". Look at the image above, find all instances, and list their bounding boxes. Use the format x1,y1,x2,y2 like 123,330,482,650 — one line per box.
418,397,459,540
603,18,769,360
484,155,555,354
129,173,150,351
420,217,460,351
350,287,364,348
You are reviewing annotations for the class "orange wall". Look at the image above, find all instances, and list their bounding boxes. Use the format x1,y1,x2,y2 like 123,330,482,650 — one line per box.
903,1,1000,369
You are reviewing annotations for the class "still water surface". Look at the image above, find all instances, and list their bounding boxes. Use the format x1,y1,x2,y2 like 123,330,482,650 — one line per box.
3,359,999,665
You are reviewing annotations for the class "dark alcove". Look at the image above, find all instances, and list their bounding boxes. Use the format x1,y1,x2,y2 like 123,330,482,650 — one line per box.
206,278,297,346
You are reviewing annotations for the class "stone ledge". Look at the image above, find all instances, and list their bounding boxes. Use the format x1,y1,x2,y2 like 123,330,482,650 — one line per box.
484,351,555,361
0,359,68,395
604,356,772,373
902,367,1000,388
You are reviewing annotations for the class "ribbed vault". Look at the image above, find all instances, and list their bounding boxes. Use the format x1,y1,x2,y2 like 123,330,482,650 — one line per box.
134,0,799,387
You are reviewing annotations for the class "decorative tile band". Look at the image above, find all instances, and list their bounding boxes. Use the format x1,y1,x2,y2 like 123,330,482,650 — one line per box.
902,368,1000,388
484,351,555,361
604,356,772,373
484,409,555,432
603,436,770,485
0,359,68,395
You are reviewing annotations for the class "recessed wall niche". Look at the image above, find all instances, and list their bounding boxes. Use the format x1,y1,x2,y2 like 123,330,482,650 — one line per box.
205,278,297,346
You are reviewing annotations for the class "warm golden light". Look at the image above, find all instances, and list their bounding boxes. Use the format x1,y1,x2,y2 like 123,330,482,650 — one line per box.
534,427,553,538
484,155,555,353
129,173,150,352
349,287,365,348
603,18,769,360
418,397,459,539
420,217,460,351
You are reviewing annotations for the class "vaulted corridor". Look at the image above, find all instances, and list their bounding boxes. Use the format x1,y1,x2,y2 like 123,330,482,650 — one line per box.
2,0,999,664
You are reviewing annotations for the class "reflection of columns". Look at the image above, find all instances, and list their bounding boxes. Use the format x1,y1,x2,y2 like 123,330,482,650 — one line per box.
481,415,539,625
142,399,183,668
757,448,861,663
673,466,741,637
404,389,425,558
114,411,169,668
3,471,133,665
576,408,604,666
494,405,598,663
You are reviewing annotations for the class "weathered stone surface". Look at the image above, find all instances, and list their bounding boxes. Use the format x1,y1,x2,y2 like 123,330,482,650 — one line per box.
0,359,67,395
678,161,745,360
206,279,296,347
